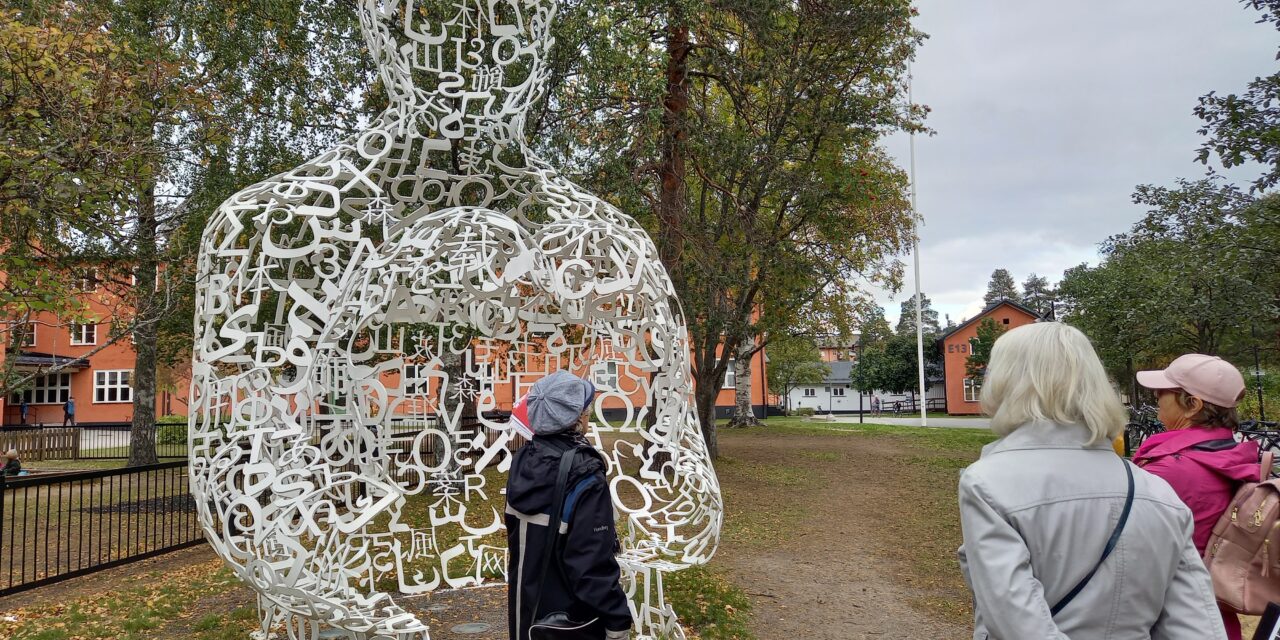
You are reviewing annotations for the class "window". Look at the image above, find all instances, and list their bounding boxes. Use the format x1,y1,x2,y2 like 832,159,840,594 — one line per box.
11,322,36,347
77,270,98,292
802,388,817,397
832,387,846,397
70,323,96,346
11,373,71,405
594,361,619,390
94,369,133,403
723,359,736,389
404,364,430,395
1001,318,1010,325
964,377,982,403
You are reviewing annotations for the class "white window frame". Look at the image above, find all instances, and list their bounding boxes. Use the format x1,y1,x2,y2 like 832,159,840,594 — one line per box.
404,364,431,395
802,387,817,398
964,377,982,403
14,322,36,347
77,270,98,292
11,373,71,405
594,361,619,391
70,323,97,346
94,369,134,404
832,387,846,397
723,359,736,389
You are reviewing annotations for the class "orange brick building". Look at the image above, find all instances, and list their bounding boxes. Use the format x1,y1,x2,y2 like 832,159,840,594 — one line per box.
938,299,1042,415
0,276,190,427
4,278,766,424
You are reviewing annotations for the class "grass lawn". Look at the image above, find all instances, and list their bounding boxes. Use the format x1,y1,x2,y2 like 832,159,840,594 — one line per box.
10,416,1231,638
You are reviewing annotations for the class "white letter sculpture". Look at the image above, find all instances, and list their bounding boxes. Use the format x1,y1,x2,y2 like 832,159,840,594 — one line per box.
190,2,722,639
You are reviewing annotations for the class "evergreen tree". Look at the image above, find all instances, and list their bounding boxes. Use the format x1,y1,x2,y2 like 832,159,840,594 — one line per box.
895,293,942,336
984,268,1021,305
966,318,1007,379
1021,273,1056,318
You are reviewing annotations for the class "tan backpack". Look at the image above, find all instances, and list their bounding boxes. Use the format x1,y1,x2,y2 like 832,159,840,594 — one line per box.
1203,451,1280,615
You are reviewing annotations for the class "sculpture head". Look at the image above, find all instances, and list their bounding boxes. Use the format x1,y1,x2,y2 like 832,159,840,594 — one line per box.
359,0,557,139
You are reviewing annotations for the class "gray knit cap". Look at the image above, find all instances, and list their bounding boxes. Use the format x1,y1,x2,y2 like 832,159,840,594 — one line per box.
527,370,595,435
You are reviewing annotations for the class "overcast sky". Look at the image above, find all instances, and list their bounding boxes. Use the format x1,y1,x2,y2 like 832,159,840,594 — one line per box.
873,1,1275,328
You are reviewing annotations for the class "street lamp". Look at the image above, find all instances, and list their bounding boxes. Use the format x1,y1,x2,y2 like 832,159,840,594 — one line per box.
1253,323,1267,422
855,341,864,424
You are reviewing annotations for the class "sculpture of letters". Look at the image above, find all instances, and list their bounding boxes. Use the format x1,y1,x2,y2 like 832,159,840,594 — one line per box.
189,1,722,639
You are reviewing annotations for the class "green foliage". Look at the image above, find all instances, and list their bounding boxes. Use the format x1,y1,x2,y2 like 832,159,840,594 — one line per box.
983,268,1020,305
1021,273,1056,318
534,0,925,452
157,423,187,446
1195,1,1280,193
766,335,830,412
895,293,942,336
965,318,1006,379
794,407,816,416
1059,179,1279,387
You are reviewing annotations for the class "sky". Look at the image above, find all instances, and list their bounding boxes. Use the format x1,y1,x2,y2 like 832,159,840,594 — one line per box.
872,1,1276,328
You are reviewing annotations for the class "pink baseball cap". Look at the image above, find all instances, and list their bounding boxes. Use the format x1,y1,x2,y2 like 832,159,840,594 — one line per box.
1136,354,1246,408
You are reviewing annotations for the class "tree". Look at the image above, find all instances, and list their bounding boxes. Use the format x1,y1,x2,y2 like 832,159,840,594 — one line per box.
1021,273,1056,318
727,336,763,427
965,318,1006,379
2,0,373,464
766,335,830,415
537,0,924,457
984,268,1021,305
1195,0,1280,193
0,7,159,399
1059,178,1274,389
895,293,942,336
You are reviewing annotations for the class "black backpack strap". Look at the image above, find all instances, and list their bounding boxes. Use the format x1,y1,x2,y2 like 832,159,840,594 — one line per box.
1051,457,1135,616
531,446,576,623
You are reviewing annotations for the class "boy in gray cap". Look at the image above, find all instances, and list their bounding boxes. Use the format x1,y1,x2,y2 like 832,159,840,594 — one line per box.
504,370,632,639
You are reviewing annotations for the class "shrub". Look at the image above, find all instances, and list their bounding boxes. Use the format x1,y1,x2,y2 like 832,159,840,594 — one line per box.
157,423,187,446
794,407,816,417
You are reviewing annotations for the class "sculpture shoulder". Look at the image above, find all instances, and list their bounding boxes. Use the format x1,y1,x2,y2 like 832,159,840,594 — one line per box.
204,132,390,235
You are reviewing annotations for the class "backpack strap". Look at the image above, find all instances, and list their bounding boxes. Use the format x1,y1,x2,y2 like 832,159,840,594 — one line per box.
1051,457,1135,616
1261,451,1275,482
531,446,576,624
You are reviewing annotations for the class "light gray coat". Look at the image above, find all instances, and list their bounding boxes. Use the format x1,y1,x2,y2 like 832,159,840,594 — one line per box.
958,421,1226,639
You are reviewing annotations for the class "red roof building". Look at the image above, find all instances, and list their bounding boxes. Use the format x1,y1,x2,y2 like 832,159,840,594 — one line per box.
938,299,1043,415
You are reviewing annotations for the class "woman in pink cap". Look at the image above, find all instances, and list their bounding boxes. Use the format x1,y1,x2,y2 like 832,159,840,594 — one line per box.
1134,354,1262,640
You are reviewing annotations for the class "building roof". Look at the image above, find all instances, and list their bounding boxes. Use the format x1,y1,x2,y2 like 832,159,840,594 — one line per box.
938,298,1044,343
11,351,89,371
824,361,854,384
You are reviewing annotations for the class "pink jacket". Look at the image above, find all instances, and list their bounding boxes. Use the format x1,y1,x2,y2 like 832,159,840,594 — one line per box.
1133,427,1261,554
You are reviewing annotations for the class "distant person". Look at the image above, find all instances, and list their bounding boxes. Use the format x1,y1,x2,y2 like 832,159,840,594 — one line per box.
870,396,880,417
1134,354,1259,640
2,449,20,476
19,399,28,425
958,323,1225,639
504,371,631,640
62,396,75,427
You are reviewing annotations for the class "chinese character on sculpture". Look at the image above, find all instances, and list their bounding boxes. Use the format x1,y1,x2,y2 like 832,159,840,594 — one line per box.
188,2,722,639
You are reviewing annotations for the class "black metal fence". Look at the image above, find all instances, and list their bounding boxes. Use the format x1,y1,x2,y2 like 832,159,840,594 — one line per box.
0,424,187,461
0,461,202,596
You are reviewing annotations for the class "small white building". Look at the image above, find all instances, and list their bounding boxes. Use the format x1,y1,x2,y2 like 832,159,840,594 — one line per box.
785,361,945,415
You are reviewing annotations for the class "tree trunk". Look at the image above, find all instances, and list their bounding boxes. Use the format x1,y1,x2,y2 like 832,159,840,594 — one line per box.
694,373,719,460
127,177,159,467
656,13,690,281
728,336,761,427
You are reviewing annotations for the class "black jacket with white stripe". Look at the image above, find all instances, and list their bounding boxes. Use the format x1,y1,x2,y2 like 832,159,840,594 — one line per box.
505,431,632,639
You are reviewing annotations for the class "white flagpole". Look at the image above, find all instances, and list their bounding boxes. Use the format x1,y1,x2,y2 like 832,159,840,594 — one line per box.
909,64,927,428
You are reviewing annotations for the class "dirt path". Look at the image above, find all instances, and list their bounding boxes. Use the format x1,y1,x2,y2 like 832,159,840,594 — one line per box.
714,427,975,639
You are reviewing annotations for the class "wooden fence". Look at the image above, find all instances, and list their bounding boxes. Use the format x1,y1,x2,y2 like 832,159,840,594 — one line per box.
0,428,81,461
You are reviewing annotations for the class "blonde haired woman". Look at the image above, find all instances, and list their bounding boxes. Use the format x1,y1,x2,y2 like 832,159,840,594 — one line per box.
958,323,1225,639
